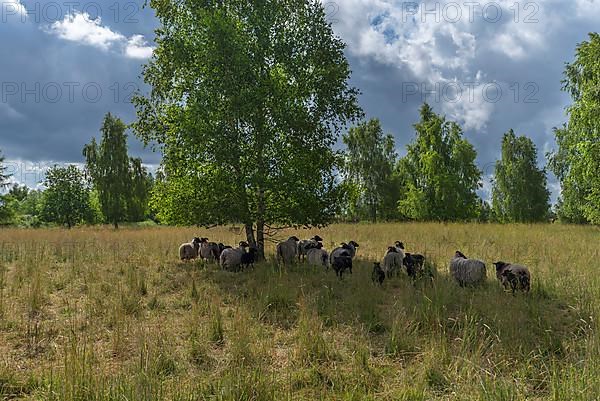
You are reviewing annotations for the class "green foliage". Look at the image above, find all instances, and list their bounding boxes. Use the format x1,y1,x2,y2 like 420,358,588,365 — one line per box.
491,130,550,222
84,113,151,227
8,184,29,201
83,113,130,228
548,33,600,224
41,165,92,228
127,158,153,222
478,200,493,223
133,0,362,252
396,104,482,221
2,186,45,228
342,119,400,222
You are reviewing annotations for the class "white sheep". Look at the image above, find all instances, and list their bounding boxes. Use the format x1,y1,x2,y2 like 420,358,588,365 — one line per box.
179,237,201,261
493,261,531,293
219,241,249,271
306,243,329,269
276,236,300,265
382,246,405,278
449,251,486,287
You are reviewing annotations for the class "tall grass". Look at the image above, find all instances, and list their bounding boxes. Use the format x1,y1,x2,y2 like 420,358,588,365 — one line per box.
0,223,598,399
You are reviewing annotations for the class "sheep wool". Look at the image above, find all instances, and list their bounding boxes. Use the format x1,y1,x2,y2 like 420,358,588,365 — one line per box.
494,262,531,293
382,248,404,278
297,235,323,262
220,242,249,271
179,238,201,261
372,262,385,285
306,248,329,269
332,253,352,279
199,239,221,262
449,251,486,286
276,236,300,265
330,240,359,265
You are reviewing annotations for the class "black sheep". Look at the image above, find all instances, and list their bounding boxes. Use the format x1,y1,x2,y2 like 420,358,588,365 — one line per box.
332,252,352,279
240,247,258,271
372,262,385,286
403,253,425,279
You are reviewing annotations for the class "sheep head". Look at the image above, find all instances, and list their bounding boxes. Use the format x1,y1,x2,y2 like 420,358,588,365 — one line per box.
349,241,359,248
394,241,404,249
312,235,323,242
455,251,467,259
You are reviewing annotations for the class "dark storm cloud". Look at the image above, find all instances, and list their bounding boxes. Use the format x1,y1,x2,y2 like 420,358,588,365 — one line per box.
0,0,159,167
1,0,599,203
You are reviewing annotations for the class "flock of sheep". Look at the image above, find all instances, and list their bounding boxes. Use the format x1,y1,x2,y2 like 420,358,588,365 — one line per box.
179,236,531,293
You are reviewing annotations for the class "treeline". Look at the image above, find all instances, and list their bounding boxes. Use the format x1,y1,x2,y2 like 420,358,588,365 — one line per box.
0,104,552,228
340,104,550,223
0,113,154,228
0,3,598,237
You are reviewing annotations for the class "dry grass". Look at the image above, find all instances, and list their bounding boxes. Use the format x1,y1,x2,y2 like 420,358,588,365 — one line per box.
0,223,599,400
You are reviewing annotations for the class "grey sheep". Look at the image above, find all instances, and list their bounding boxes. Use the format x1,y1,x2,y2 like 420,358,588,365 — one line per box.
493,261,531,294
199,238,221,262
306,242,329,269
179,237,201,261
449,251,486,287
382,246,405,278
276,236,300,265
330,241,359,273
219,241,250,271
297,235,323,262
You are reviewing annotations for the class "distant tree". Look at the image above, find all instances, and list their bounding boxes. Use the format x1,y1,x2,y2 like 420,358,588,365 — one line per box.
491,130,550,222
548,33,600,223
132,0,362,257
478,199,493,222
86,190,105,225
8,184,29,202
127,158,153,222
396,104,482,221
19,190,44,216
41,165,92,228
84,113,137,228
342,119,398,222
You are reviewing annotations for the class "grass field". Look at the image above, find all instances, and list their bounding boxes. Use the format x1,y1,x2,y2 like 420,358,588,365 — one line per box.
0,223,599,400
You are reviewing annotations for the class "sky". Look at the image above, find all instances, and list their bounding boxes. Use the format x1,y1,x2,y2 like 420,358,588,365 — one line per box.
1,0,599,202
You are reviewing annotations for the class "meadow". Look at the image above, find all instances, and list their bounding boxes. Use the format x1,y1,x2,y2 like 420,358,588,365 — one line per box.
0,223,599,400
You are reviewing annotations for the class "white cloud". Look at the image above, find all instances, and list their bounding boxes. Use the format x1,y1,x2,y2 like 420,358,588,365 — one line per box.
47,12,124,50
125,35,154,59
46,11,154,59
324,0,582,130
1,0,26,20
